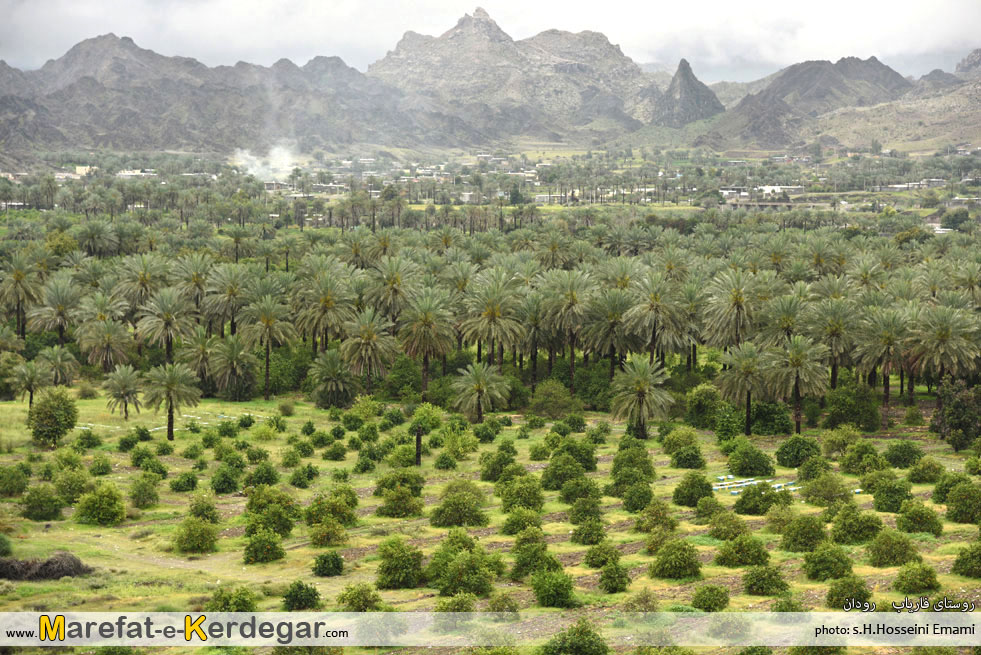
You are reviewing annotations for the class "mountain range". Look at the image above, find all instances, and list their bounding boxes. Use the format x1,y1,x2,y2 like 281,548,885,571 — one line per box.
1,8,979,165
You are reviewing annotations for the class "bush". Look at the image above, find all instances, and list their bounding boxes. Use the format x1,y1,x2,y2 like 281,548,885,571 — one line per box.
715,533,769,567
438,548,499,597
861,468,898,495
529,380,581,419
952,543,981,578
376,537,424,589
0,466,27,497
189,493,220,523
598,561,630,593
825,575,871,609
691,584,729,612
649,540,701,579
569,497,602,525
531,569,578,607
884,441,924,468
868,528,921,567
173,517,219,553
488,591,519,615
873,478,913,513
572,519,606,545
377,486,424,518
823,381,880,432
243,528,285,564
710,511,749,541
896,500,943,537
75,483,126,526
525,414,546,429
908,456,946,483
623,483,653,513
282,580,320,610
945,483,981,523
765,504,798,534
541,454,586,491
840,440,887,475
500,476,544,513
27,387,78,448
831,504,883,544
803,542,852,580
309,518,347,547
584,541,621,569
335,582,384,612
734,484,792,516
204,586,259,612
90,453,112,476
781,515,827,552
776,435,821,468
932,471,971,503
728,442,775,476
670,445,705,469
820,425,861,459
750,401,793,435
894,562,940,594
743,565,789,595
129,473,160,509
635,498,679,533
662,426,698,454
695,496,724,522
540,618,607,655
54,468,92,503
564,413,586,432
685,384,721,429
210,464,241,494
21,483,64,521
305,491,357,527
672,471,713,507
246,504,296,538
430,492,488,527
801,473,851,507
560,477,600,504
501,507,542,535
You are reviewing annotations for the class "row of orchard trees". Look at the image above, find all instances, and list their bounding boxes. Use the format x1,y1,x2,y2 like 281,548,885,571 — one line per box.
2,211,980,438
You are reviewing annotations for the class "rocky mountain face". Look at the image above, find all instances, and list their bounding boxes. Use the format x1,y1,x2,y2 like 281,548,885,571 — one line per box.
0,10,976,159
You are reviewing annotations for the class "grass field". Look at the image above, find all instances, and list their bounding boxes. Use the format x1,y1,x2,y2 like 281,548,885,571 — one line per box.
1,384,979,654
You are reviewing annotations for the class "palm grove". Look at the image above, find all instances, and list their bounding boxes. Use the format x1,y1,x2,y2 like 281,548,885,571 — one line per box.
2,192,981,451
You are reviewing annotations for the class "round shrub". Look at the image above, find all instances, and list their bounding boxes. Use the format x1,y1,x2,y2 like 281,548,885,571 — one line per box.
801,473,851,507
430,492,488,527
945,483,981,523
781,515,827,552
872,478,913,513
709,511,748,541
541,454,586,491
908,456,946,483
831,504,883,544
27,387,78,448
169,472,198,492
500,476,544,512
695,496,724,522
644,526,675,555
649,540,701,579
309,518,347,547
896,500,943,537
672,471,713,507
623,483,653,513
129,473,160,509
662,426,699,455
501,507,542,535
210,464,241,494
174,517,219,553
569,497,602,525
734,484,792,516
89,454,112,476
635,498,679,533
243,528,285,564
840,441,887,475
584,541,621,569
776,435,821,468
434,452,456,469
932,471,972,503
305,492,357,527
376,537,424,589
531,569,577,607
715,534,770,567
20,483,64,521
798,455,833,482
685,383,722,429
670,445,705,469
803,542,852,580
572,519,606,545
691,584,729,612
54,468,92,503
377,486,424,518
861,468,898,495
189,493,220,523
825,575,871,609
867,528,921,567
560,477,600,504
75,483,126,526
894,562,940,594
598,562,630,593
765,504,799,534
952,543,981,578
204,586,259,612
336,582,384,612
884,441,924,468
540,618,607,655
0,466,28,497
282,580,320,610
743,565,789,595
728,442,775,476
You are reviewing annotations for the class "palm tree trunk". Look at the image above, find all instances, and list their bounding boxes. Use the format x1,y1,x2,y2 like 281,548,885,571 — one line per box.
745,390,752,436
793,377,802,434
609,347,616,381
422,353,430,398
476,398,483,423
831,357,839,389
264,340,271,400
442,354,447,376
123,401,129,420
882,365,891,427
28,389,33,409
167,401,175,441
166,336,173,364
649,322,657,364
899,368,904,396
477,340,482,364
498,343,504,370
569,330,577,394
415,427,422,466
547,347,554,376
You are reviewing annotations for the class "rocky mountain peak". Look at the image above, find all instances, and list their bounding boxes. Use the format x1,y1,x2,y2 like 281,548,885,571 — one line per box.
956,48,981,74
446,7,511,43
649,59,725,127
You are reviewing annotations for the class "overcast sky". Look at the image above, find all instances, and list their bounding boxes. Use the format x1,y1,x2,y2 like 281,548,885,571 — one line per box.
1,0,979,82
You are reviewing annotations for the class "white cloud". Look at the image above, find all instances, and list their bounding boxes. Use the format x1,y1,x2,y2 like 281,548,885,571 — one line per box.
2,0,979,80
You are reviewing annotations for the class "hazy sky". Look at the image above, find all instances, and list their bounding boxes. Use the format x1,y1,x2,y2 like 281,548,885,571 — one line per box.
1,0,979,81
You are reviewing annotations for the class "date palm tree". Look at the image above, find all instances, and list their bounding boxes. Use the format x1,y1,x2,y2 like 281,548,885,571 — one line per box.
7,360,52,409
104,364,142,420
173,252,213,312
805,297,856,389
626,268,681,367
541,268,593,393
1,252,41,339
37,345,79,386
143,363,201,440
451,361,509,424
582,289,638,380
78,319,130,372
764,335,830,434
137,287,196,363
910,305,979,407
27,271,81,344
717,341,767,435
399,288,455,397
609,356,672,439
340,307,398,394
240,295,296,400
461,270,523,368
297,269,353,353
704,269,755,349
518,292,547,391
177,325,216,385
205,263,248,336
209,334,258,400
308,349,357,408
369,255,419,326
853,308,908,424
